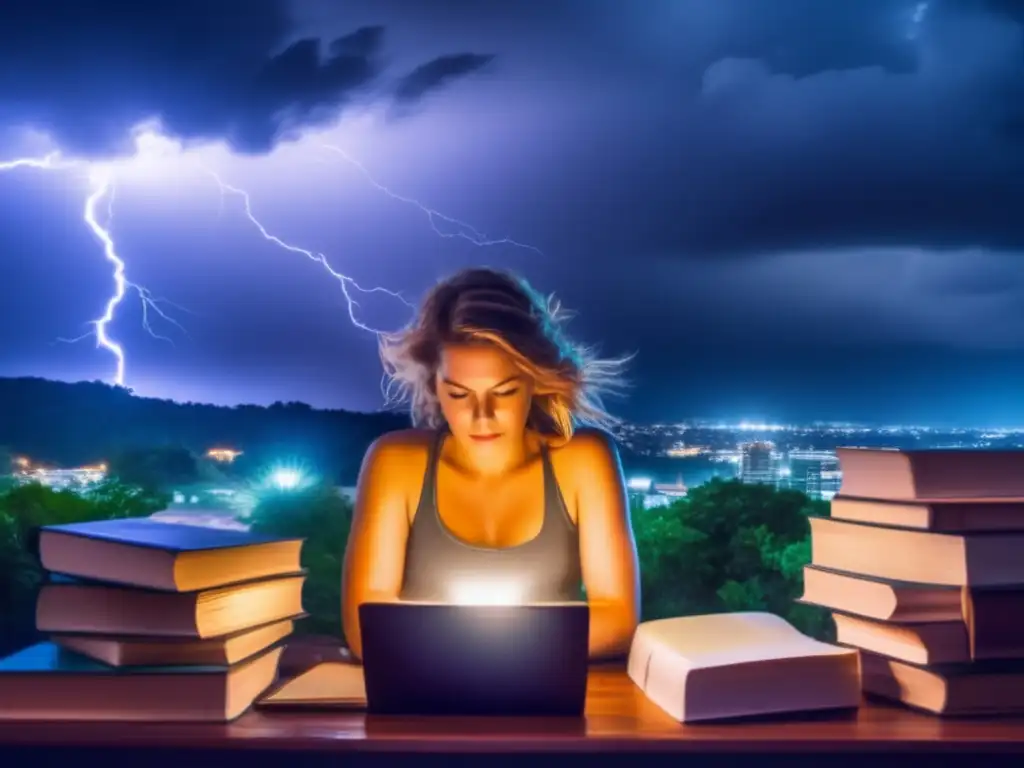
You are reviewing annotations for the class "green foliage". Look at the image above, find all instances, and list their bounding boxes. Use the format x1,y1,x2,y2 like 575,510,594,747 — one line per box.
0,467,834,654
0,480,169,655
107,446,225,492
631,478,833,640
247,485,353,637
246,477,832,643
0,446,13,476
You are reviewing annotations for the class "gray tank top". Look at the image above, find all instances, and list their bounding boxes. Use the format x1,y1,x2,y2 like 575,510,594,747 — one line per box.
399,430,583,603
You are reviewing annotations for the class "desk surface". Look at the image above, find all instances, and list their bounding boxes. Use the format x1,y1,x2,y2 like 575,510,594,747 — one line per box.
0,667,1023,754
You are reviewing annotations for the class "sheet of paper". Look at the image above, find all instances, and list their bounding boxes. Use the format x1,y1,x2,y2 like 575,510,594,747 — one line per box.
259,661,367,708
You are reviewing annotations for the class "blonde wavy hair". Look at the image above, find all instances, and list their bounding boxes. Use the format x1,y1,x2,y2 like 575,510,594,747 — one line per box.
380,267,631,438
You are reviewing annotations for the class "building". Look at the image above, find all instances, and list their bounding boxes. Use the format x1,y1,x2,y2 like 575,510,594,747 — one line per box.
740,442,780,486
625,475,688,510
787,450,842,499
653,476,688,499
708,450,742,479
816,468,842,500
626,476,654,507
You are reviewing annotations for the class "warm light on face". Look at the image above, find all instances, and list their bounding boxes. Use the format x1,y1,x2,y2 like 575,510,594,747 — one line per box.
448,579,524,606
437,344,533,445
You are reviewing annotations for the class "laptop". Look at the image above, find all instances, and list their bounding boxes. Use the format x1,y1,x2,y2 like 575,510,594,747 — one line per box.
358,601,590,716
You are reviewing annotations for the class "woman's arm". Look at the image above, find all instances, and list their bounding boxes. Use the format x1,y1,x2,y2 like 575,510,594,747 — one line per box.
340,435,414,660
570,430,641,660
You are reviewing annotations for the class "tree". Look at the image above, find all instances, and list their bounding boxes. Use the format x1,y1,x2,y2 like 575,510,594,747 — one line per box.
107,445,222,492
631,479,833,640
247,484,354,637
0,446,13,475
0,469,835,656
246,477,832,644
0,480,169,656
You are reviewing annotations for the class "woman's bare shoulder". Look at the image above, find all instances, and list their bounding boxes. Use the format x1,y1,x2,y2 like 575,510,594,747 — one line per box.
545,427,617,458
543,427,620,480
372,427,436,448
363,428,435,469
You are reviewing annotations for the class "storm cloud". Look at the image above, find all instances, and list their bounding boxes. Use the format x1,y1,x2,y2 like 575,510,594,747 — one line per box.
0,0,492,157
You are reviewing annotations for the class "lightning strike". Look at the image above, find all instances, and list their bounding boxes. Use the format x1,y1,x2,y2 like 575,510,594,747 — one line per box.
321,144,543,254
907,1,929,40
201,167,414,334
0,153,62,172
2,131,540,391
0,152,186,386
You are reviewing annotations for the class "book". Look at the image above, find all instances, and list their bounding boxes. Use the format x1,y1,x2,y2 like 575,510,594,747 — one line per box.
799,565,962,623
51,615,300,667
626,612,860,723
809,517,1024,586
829,495,1024,532
36,573,306,638
0,641,283,721
257,660,366,710
835,448,1024,501
832,612,970,665
860,650,1024,716
38,517,303,592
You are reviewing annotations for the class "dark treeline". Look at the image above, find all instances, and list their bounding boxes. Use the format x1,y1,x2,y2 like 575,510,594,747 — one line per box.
0,377,409,486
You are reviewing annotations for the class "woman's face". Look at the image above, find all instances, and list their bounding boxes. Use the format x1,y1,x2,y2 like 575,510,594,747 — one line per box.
435,343,534,451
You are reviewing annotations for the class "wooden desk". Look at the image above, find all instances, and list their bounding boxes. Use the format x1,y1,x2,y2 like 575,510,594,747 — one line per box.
1,667,1023,767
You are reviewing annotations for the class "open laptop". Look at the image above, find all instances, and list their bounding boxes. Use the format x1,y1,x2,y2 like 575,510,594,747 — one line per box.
358,601,590,716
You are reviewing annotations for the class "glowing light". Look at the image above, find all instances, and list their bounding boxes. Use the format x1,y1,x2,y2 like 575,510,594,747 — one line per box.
268,467,304,491
206,448,242,463
448,579,524,606
259,459,316,493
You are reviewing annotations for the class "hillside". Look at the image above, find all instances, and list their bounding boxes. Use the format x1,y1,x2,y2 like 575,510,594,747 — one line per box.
0,377,409,485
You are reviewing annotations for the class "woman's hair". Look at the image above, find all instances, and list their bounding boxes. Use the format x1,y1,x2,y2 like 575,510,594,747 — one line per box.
379,267,631,437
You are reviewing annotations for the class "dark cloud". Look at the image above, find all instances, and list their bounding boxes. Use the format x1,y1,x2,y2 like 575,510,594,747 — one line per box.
622,1,1024,259
670,0,924,78
0,0,488,157
393,53,494,106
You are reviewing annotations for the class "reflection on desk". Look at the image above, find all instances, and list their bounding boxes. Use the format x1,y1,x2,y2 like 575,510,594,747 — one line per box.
0,668,1023,755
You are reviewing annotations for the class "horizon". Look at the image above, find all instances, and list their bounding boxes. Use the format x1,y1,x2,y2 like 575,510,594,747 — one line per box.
8,374,1024,432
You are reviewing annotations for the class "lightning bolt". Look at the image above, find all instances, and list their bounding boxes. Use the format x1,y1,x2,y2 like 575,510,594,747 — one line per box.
907,1,929,40
0,152,186,387
0,153,61,172
321,144,543,254
200,148,543,331
2,132,542,391
200,167,413,334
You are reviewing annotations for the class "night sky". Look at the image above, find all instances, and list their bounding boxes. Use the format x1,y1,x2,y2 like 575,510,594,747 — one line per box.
2,0,1024,426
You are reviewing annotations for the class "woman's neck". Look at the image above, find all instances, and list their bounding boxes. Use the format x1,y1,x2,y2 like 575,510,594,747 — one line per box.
444,430,538,479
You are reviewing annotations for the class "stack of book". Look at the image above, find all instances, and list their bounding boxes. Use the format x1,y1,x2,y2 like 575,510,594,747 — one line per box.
0,517,307,722
800,447,1024,716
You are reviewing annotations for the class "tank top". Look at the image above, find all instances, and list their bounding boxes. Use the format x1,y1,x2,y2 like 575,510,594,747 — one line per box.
399,430,583,603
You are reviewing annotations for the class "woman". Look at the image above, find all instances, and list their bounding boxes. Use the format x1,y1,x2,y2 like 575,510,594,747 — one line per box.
341,267,640,661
